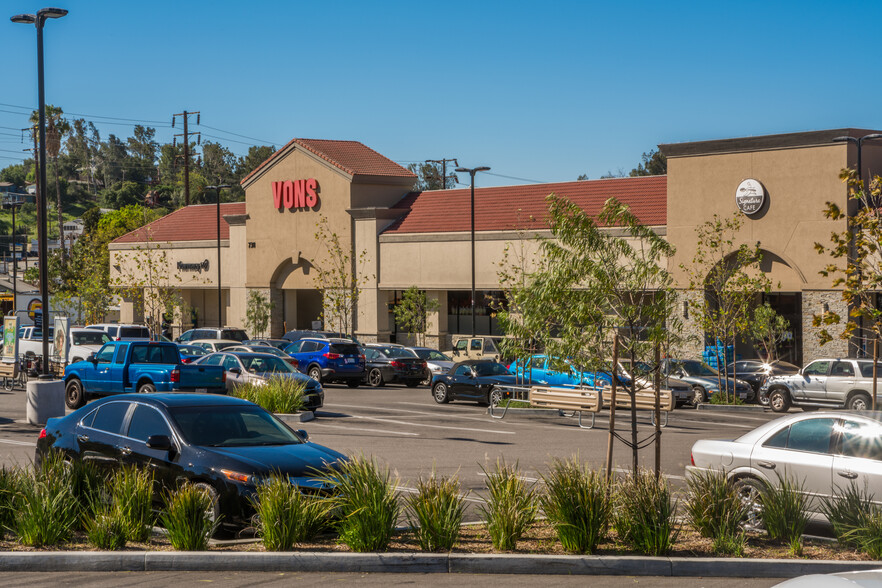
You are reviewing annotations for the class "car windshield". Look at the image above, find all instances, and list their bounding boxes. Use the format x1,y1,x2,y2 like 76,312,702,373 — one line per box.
214,341,238,351
168,405,303,447
240,355,295,373
472,362,510,377
179,345,207,356
673,360,717,377
72,331,111,346
413,349,448,361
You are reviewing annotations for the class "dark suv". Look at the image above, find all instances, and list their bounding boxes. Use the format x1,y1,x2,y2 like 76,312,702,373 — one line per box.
285,338,365,387
177,328,249,344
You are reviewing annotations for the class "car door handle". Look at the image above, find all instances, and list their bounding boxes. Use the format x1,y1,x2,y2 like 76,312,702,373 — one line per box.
77,434,89,443
838,471,858,479
119,446,132,456
757,461,776,470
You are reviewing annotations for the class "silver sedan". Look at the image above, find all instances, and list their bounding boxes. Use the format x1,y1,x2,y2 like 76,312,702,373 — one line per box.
687,411,882,521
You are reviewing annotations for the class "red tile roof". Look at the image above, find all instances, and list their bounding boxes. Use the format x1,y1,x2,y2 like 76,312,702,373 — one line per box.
383,176,667,234
112,202,247,244
240,138,416,186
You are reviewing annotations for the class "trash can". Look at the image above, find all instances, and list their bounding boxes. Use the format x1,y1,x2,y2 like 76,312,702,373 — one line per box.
26,378,65,426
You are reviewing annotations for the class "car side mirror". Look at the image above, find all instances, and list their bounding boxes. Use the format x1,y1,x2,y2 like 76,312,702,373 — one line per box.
146,434,172,451
229,367,241,375
295,429,309,441
87,353,97,363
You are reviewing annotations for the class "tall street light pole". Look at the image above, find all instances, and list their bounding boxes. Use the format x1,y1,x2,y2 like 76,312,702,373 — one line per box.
206,185,230,328
454,166,490,337
12,7,68,377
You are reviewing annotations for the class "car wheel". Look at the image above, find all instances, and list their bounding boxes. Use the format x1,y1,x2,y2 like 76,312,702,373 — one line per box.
138,382,156,394
691,386,706,407
757,389,770,407
65,378,86,410
488,386,503,407
368,368,384,388
847,392,872,411
733,477,766,530
308,366,323,384
346,380,360,388
768,388,791,413
192,482,226,536
433,382,450,404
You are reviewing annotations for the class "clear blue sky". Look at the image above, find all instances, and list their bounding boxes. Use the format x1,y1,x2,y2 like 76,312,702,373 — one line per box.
3,0,880,187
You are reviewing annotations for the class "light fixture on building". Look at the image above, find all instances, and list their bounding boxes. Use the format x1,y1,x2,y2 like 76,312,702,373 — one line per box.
683,300,689,319
823,302,829,313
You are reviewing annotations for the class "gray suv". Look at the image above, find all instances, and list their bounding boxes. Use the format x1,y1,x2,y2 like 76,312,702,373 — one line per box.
762,358,882,412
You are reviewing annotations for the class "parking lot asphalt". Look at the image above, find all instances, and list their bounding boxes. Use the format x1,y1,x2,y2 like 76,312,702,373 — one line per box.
0,380,783,518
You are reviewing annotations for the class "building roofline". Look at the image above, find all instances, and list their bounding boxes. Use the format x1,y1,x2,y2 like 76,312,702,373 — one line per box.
660,128,882,158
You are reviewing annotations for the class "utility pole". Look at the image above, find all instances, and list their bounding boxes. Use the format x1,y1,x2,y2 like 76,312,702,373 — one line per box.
426,158,458,190
172,111,201,206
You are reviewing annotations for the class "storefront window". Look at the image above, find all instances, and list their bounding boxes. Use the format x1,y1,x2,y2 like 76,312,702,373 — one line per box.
446,291,506,336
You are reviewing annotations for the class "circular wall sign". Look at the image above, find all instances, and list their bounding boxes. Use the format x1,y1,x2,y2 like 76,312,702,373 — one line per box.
735,179,765,215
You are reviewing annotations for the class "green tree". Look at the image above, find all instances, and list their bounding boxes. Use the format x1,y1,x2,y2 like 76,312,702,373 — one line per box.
312,215,371,335
750,303,790,361
245,290,274,339
629,149,667,177
236,145,276,180
496,194,680,472
681,213,771,401
100,181,145,209
126,125,158,184
0,161,31,189
392,286,439,346
30,105,70,258
406,162,458,190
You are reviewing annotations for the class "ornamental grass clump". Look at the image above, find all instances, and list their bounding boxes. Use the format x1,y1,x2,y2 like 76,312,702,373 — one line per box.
478,460,539,551
233,376,305,414
404,473,468,552
252,476,330,551
820,482,876,548
85,506,128,550
68,458,107,530
847,510,882,559
684,468,747,556
14,452,78,547
540,457,612,554
160,483,216,551
111,466,154,542
0,466,22,534
614,469,678,556
318,456,399,552
762,474,810,555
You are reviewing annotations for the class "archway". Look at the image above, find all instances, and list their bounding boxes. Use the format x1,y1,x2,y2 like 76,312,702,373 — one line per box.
268,256,323,336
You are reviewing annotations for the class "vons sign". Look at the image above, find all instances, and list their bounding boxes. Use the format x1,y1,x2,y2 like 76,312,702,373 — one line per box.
272,178,319,211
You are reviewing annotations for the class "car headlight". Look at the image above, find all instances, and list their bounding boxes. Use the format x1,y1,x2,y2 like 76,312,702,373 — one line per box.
221,469,254,484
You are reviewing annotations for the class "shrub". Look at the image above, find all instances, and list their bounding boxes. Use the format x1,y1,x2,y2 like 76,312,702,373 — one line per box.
685,468,746,555
111,466,154,542
848,510,882,559
820,482,876,547
232,376,305,414
709,392,744,405
252,476,330,551
540,457,611,554
0,466,21,533
478,460,538,551
317,455,399,552
160,483,215,551
68,458,107,530
762,474,809,552
404,473,467,552
14,452,78,546
86,506,128,550
614,469,678,556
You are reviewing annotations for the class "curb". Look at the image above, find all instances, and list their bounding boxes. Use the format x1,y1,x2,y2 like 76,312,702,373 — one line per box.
696,404,767,413
0,551,879,577
274,411,315,424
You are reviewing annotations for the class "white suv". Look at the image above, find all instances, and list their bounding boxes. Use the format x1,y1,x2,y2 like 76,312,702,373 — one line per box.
85,323,152,341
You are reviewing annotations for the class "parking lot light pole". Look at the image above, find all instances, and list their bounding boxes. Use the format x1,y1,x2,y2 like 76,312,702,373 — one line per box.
206,185,230,328
3,199,24,314
12,7,68,377
454,166,490,337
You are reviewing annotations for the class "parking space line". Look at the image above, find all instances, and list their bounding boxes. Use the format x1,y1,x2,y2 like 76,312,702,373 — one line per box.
673,418,756,430
351,415,516,436
0,438,35,447
612,467,685,481
331,403,509,424
477,471,542,484
307,423,419,436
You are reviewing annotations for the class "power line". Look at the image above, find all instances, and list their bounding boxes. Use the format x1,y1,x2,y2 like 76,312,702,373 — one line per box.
197,123,277,145
483,171,546,184
199,132,258,146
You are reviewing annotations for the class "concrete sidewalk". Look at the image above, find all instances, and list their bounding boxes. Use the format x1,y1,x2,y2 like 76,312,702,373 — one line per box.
0,551,878,577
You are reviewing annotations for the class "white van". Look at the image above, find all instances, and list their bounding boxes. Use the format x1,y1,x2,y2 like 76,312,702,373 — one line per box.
85,323,152,341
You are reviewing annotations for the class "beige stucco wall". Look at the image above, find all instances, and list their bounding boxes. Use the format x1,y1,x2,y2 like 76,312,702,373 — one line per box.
667,144,848,290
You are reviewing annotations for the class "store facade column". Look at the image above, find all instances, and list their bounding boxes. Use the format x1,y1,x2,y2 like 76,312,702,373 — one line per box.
425,290,448,349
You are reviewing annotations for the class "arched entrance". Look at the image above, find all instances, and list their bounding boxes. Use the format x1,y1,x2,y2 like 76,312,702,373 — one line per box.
269,257,323,336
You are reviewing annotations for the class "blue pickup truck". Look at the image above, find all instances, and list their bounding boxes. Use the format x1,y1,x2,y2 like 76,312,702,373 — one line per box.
63,341,227,409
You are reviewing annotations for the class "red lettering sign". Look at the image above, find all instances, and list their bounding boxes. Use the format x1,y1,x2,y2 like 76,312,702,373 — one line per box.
272,178,320,211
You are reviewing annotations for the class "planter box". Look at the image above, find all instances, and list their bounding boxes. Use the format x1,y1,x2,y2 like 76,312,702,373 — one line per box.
274,411,315,424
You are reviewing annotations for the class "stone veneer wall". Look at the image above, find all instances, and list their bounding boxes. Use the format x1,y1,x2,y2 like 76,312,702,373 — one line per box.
673,290,705,359
802,290,849,363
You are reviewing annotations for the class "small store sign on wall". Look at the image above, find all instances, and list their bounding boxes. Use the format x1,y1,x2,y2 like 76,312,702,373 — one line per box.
735,179,765,215
272,179,319,210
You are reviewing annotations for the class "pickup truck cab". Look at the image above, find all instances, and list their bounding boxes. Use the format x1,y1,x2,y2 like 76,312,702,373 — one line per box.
63,341,227,410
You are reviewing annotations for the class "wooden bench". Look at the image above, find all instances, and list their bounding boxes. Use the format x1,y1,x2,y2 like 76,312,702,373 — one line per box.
602,385,674,427
488,384,603,429
0,360,17,380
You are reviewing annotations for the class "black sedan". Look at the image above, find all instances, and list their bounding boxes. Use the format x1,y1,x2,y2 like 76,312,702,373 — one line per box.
36,394,344,534
431,360,519,405
725,359,800,404
362,344,427,387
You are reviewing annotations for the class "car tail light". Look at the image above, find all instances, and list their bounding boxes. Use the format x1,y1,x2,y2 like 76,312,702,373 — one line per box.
38,428,46,440
360,354,366,362
421,361,427,368
690,452,695,466
170,369,180,383
181,357,192,364
391,360,402,369
287,358,299,368
115,337,121,341
222,371,227,383
324,352,341,359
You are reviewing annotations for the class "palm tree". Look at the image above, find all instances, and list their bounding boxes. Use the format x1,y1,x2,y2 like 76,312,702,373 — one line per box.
30,105,71,261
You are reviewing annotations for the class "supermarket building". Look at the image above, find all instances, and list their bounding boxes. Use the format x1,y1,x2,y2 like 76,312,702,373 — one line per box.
109,129,882,365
